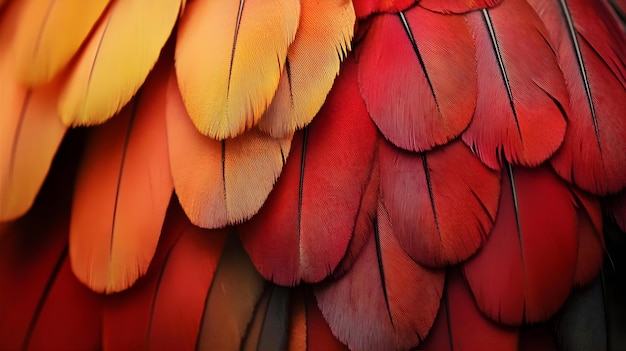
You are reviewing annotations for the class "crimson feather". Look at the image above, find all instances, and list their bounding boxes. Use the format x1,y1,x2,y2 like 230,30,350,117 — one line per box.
358,5,476,152
461,0,569,170
315,199,444,350
352,0,417,18
463,165,578,325
419,0,503,14
238,57,378,286
419,268,519,351
379,139,500,267
528,0,626,194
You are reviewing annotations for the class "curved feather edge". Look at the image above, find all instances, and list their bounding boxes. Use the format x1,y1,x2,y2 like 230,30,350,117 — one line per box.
69,59,174,294
315,199,444,351
175,0,300,139
528,0,626,194
239,57,378,286
60,0,181,126
166,69,291,229
258,0,355,138
352,0,417,18
419,268,519,351
379,139,501,267
418,0,503,14
461,0,569,170
357,6,477,152
463,164,578,325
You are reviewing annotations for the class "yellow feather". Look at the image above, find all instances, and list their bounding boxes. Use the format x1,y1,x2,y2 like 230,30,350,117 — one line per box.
258,0,355,137
11,0,109,86
175,0,300,139
59,0,181,127
0,7,67,221
166,71,292,228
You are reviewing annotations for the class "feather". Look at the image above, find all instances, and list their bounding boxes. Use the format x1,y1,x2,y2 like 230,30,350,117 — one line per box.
238,57,378,285
11,0,109,85
419,268,519,351
352,0,416,18
315,199,445,351
196,234,266,351
0,42,66,221
60,0,181,126
379,139,501,267
556,277,607,351
571,189,604,286
528,0,626,194
418,0,502,14
241,285,290,351
0,130,101,351
69,61,174,294
357,6,476,152
288,288,349,351
258,0,355,138
144,212,228,351
166,69,291,229
175,0,300,139
461,0,569,170
463,165,578,325
609,0,626,23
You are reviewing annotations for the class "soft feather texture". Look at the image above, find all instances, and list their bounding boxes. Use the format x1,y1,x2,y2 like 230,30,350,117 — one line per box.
60,0,181,126
418,0,502,13
175,0,300,139
0,131,101,351
352,0,416,18
358,6,476,152
241,284,290,351
288,288,349,351
379,139,500,267
11,0,109,85
528,0,626,194
419,268,519,351
461,0,569,169
258,0,355,138
571,189,604,286
69,62,173,294
166,70,291,229
463,165,578,325
239,57,378,286
0,41,66,221
315,200,444,351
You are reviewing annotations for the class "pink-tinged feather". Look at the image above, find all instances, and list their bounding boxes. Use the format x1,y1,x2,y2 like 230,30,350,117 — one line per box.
419,0,503,14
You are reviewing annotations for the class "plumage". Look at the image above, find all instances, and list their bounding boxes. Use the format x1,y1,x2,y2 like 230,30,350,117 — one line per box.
60,0,181,126
315,200,445,351
352,0,416,18
10,0,109,85
175,0,300,139
418,0,502,13
379,139,501,267
571,190,604,286
358,5,477,152
419,268,519,351
69,62,173,294
166,69,291,229
239,57,378,285
528,0,626,194
461,0,569,169
241,285,291,351
463,165,578,325
288,288,349,351
0,62,66,221
258,0,355,138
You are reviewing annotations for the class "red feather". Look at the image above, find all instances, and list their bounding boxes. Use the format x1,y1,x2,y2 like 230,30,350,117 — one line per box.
357,5,476,152
238,57,378,286
528,0,626,194
461,0,569,170
0,132,102,351
419,268,519,351
418,0,502,14
315,199,444,350
379,139,501,267
352,0,417,18
571,190,604,287
463,165,578,325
